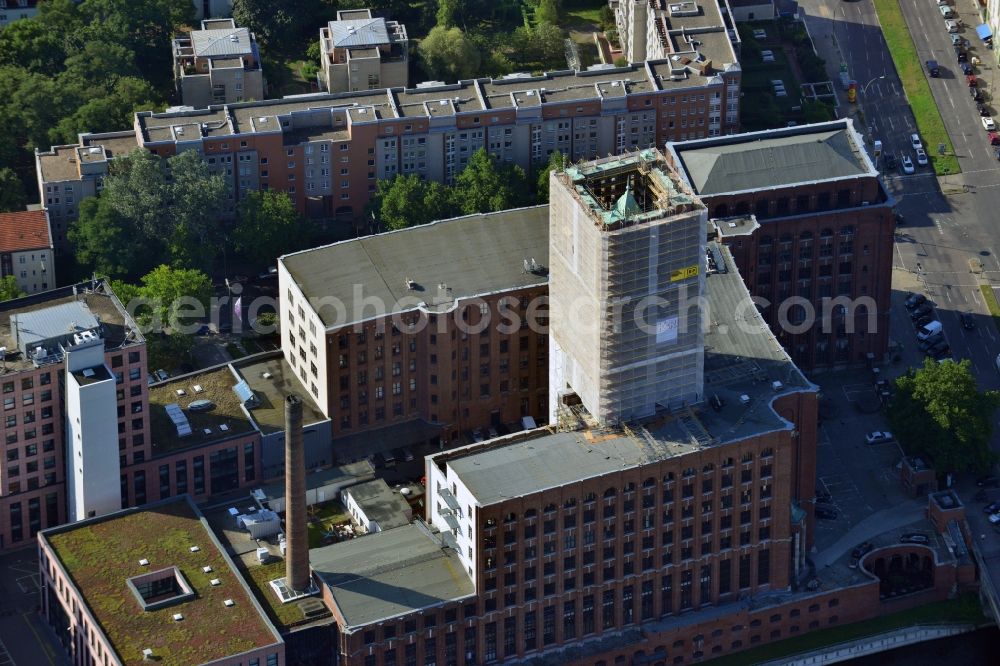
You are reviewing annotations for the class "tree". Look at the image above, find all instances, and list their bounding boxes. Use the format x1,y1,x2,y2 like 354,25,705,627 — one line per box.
0,168,27,213
232,0,300,49
888,358,1000,474
453,148,529,214
102,149,169,238
233,190,312,266
164,150,227,270
0,276,24,302
68,197,158,280
136,264,213,329
535,150,565,203
419,26,481,82
535,0,559,27
369,175,456,231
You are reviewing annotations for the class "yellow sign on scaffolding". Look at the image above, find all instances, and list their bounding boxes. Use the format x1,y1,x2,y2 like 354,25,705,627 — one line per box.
670,265,699,282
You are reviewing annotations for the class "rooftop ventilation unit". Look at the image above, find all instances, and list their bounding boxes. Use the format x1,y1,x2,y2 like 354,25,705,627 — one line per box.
210,578,221,586
219,424,229,431
203,566,212,573
193,384,204,393
139,558,149,566
189,545,200,552
142,648,154,661
172,613,184,622
262,372,273,380
82,368,95,378
229,34,239,42
224,599,235,607
164,403,193,437
771,380,784,392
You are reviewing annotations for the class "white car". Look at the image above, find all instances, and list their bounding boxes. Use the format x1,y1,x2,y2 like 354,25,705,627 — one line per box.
946,19,959,32
983,116,996,131
901,155,915,174
910,133,922,150
989,512,1000,525
915,147,928,165
865,431,894,445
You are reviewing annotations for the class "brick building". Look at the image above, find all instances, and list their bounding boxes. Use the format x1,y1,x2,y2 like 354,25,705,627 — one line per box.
665,120,895,370
0,210,54,294
320,9,409,93
278,207,551,457
172,18,265,109
36,11,741,239
0,0,38,28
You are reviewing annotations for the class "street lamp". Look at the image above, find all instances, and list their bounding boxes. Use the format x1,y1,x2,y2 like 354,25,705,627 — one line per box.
862,75,886,96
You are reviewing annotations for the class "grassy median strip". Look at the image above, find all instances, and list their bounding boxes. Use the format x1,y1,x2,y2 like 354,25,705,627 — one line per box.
979,284,1000,334
872,0,960,175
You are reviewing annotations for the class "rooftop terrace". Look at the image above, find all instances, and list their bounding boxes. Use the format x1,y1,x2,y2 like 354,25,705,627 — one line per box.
433,243,814,505
668,120,877,196
281,206,550,329
42,496,281,665
310,522,474,631
148,365,255,455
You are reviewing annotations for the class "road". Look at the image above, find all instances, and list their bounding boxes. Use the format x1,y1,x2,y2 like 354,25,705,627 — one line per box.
801,0,1000,391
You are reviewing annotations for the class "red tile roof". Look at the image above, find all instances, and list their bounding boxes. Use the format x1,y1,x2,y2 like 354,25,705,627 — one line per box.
0,210,51,253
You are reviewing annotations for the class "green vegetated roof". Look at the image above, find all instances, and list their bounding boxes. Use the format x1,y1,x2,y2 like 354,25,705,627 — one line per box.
45,498,279,665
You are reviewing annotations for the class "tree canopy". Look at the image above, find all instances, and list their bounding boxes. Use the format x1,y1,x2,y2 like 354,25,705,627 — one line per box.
368,149,532,230
888,358,1000,474
0,167,27,213
68,196,158,281
535,150,565,203
0,276,25,302
118,264,213,330
418,25,481,83
233,190,313,267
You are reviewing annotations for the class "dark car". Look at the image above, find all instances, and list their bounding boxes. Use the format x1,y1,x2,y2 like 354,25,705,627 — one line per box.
918,332,945,351
971,87,983,101
899,533,930,545
996,148,1000,161
977,475,1000,488
927,342,951,358
885,153,898,170
983,501,1000,514
815,506,838,520
904,292,927,309
926,59,940,77
958,50,969,63
961,312,977,329
961,62,974,75
913,313,935,328
978,103,991,116
909,303,933,319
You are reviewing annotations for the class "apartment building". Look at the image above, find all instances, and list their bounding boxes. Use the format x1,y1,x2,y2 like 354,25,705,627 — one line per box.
0,281,148,550
665,120,895,370
614,0,742,71
39,495,286,666
37,20,741,227
172,18,265,108
0,210,54,294
320,9,409,93
0,0,37,27
278,206,551,458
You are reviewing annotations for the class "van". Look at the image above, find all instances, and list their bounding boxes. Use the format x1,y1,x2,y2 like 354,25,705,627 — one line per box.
917,320,943,340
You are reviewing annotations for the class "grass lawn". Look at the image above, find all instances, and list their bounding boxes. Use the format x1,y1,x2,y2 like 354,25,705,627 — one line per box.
307,501,352,549
873,0,960,175
979,284,1000,335
238,559,312,630
565,0,606,26
707,593,986,666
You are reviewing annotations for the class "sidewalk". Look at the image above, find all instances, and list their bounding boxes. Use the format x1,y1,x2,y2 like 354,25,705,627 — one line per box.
813,496,927,569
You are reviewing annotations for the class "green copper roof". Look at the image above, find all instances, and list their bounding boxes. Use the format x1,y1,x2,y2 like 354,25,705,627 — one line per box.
612,185,641,220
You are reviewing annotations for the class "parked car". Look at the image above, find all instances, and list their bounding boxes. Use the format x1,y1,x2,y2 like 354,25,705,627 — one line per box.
971,86,983,101
989,131,1000,146
961,62,975,75
983,501,1000,514
939,4,954,17
967,74,978,87
815,506,838,520
945,19,959,33
951,32,962,45
918,332,945,351
865,431,894,445
901,155,915,174
899,533,930,545
961,312,977,329
916,146,928,165
910,133,922,150
927,342,951,358
885,153,898,170
996,147,1000,161
989,512,1000,525
904,292,927,309
978,102,990,116
155,369,169,381
983,116,996,131
909,303,933,319
913,313,935,328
